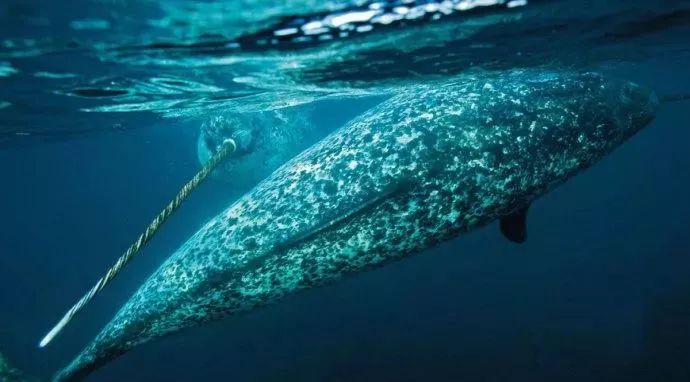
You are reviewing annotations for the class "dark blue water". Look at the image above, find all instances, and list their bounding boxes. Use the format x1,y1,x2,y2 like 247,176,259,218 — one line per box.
1,1,690,381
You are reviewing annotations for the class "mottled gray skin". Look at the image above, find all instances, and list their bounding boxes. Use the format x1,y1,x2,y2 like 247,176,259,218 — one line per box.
197,108,321,189
56,70,656,381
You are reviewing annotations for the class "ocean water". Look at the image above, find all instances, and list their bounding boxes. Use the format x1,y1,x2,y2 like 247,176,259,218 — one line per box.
1,0,689,381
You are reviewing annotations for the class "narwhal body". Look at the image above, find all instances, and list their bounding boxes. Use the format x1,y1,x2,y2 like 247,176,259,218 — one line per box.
56,69,656,381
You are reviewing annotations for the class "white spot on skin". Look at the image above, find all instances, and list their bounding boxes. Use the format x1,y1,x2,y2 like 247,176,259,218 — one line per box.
396,134,415,145
445,210,460,223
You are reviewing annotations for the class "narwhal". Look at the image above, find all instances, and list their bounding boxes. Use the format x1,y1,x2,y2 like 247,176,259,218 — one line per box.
53,69,656,380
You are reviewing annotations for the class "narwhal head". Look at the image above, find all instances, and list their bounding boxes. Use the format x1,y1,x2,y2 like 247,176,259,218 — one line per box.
197,114,259,164
479,70,658,189
564,72,657,154
197,109,318,190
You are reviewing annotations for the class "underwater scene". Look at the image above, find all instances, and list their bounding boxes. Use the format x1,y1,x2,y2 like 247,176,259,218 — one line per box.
1,0,690,381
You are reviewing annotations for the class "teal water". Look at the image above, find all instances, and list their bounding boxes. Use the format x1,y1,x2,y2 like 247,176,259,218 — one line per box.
1,1,690,381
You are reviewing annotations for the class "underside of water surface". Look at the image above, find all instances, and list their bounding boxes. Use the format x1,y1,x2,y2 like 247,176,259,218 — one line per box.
1,0,689,144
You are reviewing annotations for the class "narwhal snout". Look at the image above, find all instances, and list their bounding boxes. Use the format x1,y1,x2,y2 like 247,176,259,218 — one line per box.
616,81,658,138
198,115,256,166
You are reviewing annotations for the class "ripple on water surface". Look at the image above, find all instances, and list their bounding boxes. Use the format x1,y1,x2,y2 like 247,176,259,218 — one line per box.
0,61,18,77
